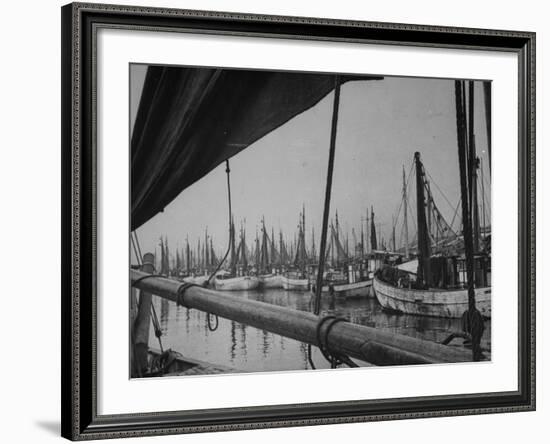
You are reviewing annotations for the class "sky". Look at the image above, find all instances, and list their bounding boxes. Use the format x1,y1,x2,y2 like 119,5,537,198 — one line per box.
130,65,490,261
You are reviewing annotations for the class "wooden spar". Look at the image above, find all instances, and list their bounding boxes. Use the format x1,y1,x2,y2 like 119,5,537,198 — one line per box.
402,166,409,259
391,216,396,252
480,157,487,234
130,285,139,376
483,81,491,173
468,81,480,252
370,206,377,251
131,269,474,365
314,76,341,315
414,152,432,287
455,80,476,314
132,253,155,376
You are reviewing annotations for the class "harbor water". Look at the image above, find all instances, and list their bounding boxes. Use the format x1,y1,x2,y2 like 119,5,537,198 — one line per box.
149,288,492,373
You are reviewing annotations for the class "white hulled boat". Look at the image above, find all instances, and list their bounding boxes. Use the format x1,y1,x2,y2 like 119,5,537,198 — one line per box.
372,151,491,319
373,274,490,318
258,273,282,289
213,272,259,291
281,271,309,291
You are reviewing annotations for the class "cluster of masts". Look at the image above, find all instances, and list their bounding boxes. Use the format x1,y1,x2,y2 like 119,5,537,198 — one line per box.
153,154,490,279
154,204,394,277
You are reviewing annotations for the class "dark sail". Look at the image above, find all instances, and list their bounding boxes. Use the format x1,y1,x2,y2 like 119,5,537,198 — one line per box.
370,206,378,251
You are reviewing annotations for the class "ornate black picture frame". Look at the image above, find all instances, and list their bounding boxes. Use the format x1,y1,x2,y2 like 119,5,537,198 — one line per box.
61,2,535,440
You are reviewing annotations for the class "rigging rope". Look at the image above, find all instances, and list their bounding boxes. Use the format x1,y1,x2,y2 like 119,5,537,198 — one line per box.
390,161,415,251
150,302,164,353
196,159,236,332
131,234,142,267
425,169,458,215
206,160,232,285
133,231,144,266
449,198,462,234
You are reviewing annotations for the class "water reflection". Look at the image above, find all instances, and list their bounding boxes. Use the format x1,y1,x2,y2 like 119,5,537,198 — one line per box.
148,288,491,374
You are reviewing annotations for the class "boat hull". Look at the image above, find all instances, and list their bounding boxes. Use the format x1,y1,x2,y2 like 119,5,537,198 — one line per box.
281,276,309,291
183,275,208,286
214,276,260,291
373,276,491,318
333,279,373,298
259,274,282,289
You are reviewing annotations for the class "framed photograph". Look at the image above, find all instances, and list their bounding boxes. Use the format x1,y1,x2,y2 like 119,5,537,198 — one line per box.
61,2,535,440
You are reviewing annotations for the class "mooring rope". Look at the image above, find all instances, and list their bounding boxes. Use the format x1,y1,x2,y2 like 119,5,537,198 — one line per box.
150,302,164,353
309,315,359,369
174,281,219,331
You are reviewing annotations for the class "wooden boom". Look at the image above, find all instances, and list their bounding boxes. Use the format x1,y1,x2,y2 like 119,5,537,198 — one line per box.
131,269,474,366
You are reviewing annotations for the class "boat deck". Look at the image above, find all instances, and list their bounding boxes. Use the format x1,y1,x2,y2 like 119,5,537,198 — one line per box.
148,348,239,377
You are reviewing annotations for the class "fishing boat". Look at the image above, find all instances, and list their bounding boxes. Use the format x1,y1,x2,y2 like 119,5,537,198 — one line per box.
256,218,283,289
214,220,261,291
373,149,491,319
214,271,259,290
281,207,310,291
311,212,377,298
331,266,374,298
258,273,282,289
373,270,491,318
281,271,309,291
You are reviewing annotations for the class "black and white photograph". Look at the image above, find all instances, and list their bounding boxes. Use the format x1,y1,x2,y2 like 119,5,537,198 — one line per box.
129,64,492,378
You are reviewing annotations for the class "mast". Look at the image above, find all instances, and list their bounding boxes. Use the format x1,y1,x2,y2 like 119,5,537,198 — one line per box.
260,217,270,273
335,210,340,252
414,152,432,287
255,228,261,272
279,230,284,267
456,79,481,359
483,81,491,172
391,216,396,253
313,76,341,315
241,223,248,271
159,237,165,275
403,165,409,259
230,216,236,275
204,228,209,272
330,221,335,266
165,237,170,275
468,81,480,252
360,222,365,258
311,227,316,262
210,238,216,268
197,238,201,272
370,206,377,251
271,227,276,267
185,236,190,274
366,209,370,254
480,158,487,236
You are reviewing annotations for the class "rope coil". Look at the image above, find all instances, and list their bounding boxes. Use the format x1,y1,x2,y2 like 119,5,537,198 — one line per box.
176,282,219,332
175,282,200,307
310,315,358,369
